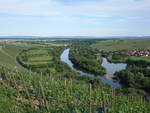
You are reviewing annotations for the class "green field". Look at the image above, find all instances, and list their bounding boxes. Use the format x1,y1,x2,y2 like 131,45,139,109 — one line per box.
17,46,73,76
91,38,150,51
107,53,150,63
18,48,51,68
91,38,150,64
0,40,46,69
129,56,150,62
0,44,23,68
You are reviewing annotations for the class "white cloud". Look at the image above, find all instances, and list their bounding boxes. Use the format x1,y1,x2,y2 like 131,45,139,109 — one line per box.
0,0,149,21
0,0,150,36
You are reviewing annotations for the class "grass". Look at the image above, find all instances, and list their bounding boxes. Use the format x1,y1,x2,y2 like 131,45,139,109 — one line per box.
0,44,22,68
0,41,49,70
17,47,70,75
19,48,52,64
91,38,150,51
129,56,150,62
91,38,150,64
107,52,150,63
0,66,150,113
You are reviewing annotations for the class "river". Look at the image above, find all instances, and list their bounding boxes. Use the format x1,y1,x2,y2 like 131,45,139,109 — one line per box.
60,49,127,88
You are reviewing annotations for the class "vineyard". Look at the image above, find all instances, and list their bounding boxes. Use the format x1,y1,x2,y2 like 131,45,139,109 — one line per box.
16,47,72,75
0,66,150,113
0,39,150,113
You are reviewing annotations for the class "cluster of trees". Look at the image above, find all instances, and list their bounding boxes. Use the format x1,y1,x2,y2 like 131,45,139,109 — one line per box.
115,65,150,95
109,54,128,63
69,44,106,75
106,50,129,63
127,59,150,67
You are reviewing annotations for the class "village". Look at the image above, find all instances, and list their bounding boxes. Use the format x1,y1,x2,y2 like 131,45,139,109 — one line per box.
121,49,150,57
0,39,9,43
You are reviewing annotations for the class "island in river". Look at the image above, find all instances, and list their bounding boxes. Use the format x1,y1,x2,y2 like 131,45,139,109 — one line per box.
60,49,127,88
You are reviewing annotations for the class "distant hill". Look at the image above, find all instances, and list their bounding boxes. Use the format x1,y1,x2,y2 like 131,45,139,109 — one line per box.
0,35,150,39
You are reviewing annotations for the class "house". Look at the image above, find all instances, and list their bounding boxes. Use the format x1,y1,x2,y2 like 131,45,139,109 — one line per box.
121,49,150,57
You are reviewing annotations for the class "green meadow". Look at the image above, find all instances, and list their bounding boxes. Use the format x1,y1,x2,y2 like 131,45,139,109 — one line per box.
91,38,150,51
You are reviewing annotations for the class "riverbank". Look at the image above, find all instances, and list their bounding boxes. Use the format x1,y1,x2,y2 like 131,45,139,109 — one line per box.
60,49,121,88
69,46,106,75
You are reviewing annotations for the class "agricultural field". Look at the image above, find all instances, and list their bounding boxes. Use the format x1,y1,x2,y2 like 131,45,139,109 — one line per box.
0,66,150,113
18,48,56,73
91,38,150,51
0,44,24,68
0,39,66,69
0,38,150,113
91,38,150,65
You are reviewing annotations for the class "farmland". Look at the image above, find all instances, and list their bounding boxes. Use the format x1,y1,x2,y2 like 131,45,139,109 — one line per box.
91,38,150,51
0,65,150,113
17,47,71,75
0,38,150,113
0,44,24,68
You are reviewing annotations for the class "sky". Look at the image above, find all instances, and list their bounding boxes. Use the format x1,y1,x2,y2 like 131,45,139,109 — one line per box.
0,0,150,36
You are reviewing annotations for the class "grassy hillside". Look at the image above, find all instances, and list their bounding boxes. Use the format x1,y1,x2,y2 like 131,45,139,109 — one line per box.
0,41,51,69
91,38,150,51
0,44,23,68
0,66,150,113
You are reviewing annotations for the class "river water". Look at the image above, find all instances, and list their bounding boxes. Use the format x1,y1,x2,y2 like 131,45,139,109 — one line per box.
101,57,127,75
60,49,127,88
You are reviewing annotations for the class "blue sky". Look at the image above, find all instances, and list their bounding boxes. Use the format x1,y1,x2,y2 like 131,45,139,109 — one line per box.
0,0,150,36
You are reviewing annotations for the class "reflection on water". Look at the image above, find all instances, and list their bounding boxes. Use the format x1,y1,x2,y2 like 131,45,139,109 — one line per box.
101,58,127,75
60,49,126,88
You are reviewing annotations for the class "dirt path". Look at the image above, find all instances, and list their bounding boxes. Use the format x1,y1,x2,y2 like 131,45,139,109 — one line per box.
14,51,32,72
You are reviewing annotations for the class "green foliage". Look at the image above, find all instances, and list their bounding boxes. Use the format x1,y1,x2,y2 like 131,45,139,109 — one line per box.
0,66,150,113
69,44,106,75
17,47,71,75
0,44,22,68
115,66,150,95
